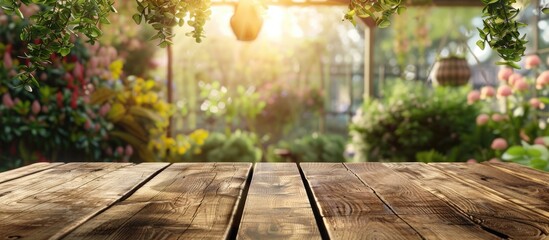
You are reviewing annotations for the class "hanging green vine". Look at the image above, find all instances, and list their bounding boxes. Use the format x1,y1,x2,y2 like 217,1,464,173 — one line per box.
0,0,537,89
345,0,406,28
0,0,210,91
346,0,529,69
476,0,526,69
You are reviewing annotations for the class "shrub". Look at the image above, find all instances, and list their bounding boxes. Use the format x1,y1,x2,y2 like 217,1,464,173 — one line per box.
270,134,346,162
350,80,479,162
185,131,262,162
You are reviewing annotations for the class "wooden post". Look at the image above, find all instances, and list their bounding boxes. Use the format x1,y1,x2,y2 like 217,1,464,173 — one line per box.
167,39,174,138
362,18,376,99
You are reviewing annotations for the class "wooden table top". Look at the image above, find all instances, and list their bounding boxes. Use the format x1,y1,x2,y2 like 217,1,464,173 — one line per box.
0,162,548,239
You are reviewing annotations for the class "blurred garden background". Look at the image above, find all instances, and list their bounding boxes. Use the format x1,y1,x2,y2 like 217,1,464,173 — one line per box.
1,0,549,171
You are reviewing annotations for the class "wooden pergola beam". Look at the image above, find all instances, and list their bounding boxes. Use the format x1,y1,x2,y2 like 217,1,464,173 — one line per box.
211,0,484,7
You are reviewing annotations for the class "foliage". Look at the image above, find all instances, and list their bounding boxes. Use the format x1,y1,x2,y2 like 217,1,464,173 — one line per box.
0,0,210,89
476,0,527,69
345,0,407,28
0,16,113,170
469,56,549,170
186,131,262,162
92,75,182,162
502,141,549,171
198,81,265,133
270,133,346,162
350,80,479,162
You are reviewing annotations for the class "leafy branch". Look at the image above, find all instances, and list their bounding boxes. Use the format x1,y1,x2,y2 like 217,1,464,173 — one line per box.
132,0,211,46
476,0,526,69
1,0,210,91
345,0,406,28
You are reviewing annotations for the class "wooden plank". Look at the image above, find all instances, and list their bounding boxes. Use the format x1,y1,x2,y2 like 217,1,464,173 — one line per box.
385,163,549,239
238,163,321,240
346,163,499,239
65,163,251,240
301,163,422,239
0,162,168,240
431,163,549,218
0,162,64,184
486,162,549,186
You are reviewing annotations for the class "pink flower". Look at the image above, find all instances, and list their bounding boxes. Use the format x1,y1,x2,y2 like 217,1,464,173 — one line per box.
99,103,111,117
497,85,512,97
491,113,505,122
3,52,12,69
467,90,480,104
530,98,543,109
508,73,523,86
513,79,529,91
125,145,134,157
73,62,84,81
491,138,508,150
466,159,477,164
480,86,495,99
2,93,14,108
534,137,546,145
525,55,541,69
498,67,513,82
476,114,490,126
84,120,92,130
536,71,549,89
31,100,41,115
116,146,124,156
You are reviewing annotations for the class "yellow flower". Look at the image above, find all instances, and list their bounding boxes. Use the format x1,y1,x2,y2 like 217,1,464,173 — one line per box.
109,60,124,80
177,146,188,155
189,129,209,146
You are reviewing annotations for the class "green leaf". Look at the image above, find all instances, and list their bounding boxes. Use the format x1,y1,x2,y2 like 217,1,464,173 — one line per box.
476,40,485,50
132,14,142,25
530,158,548,170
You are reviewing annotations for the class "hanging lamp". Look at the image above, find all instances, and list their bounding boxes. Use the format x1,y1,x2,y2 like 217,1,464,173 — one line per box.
230,0,264,41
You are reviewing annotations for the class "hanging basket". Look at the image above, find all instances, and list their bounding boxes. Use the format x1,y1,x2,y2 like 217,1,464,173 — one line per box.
433,56,471,87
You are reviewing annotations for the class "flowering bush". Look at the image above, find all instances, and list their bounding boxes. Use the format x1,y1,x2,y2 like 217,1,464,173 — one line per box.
351,80,479,162
0,13,113,169
468,55,549,170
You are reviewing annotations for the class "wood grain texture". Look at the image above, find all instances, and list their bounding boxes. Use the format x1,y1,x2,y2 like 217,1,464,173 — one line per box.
0,162,64,184
238,163,321,240
65,163,251,240
301,163,421,240
346,162,499,239
0,162,168,240
431,163,549,218
385,162,549,239
486,162,549,186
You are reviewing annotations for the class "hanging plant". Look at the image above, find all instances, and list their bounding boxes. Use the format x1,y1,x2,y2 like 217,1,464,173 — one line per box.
0,0,538,90
346,0,528,69
476,0,527,69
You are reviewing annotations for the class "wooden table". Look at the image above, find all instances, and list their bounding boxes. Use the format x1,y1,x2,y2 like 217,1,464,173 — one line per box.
0,162,548,239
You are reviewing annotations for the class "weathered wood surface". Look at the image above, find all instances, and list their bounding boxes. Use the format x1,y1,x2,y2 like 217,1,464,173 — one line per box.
66,163,251,240
0,162,169,240
386,163,549,239
431,163,549,218
237,163,321,239
0,162,64,184
0,162,547,240
346,162,499,239
488,162,549,185
301,163,422,239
